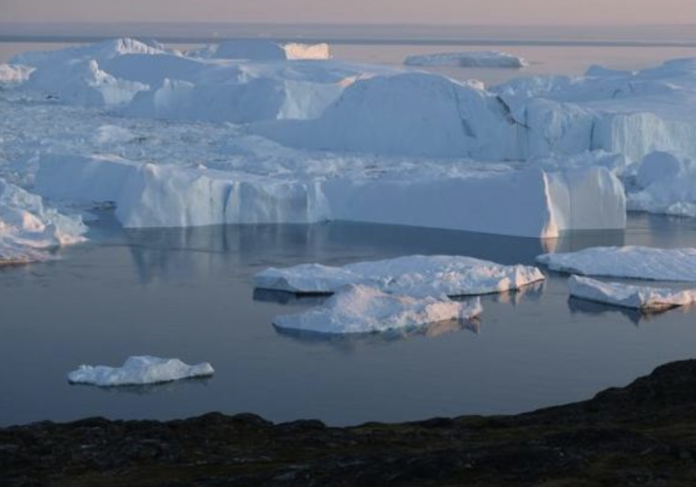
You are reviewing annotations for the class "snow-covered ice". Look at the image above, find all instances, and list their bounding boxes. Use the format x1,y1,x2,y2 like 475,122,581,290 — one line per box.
273,284,483,335
569,275,696,311
67,356,215,387
0,178,87,264
192,40,331,61
628,151,696,218
0,64,34,87
255,255,545,297
538,246,696,282
404,51,527,68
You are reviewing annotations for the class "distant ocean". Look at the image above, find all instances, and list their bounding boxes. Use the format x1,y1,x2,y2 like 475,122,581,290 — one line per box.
2,23,695,85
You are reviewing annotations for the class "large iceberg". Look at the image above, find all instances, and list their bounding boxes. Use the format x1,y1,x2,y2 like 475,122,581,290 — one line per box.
0,179,87,265
67,356,214,387
33,153,626,238
255,255,545,297
273,284,483,335
538,246,696,282
405,51,527,68
568,275,696,311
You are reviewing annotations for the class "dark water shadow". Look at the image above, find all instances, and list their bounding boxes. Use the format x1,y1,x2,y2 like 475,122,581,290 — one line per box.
252,288,331,306
272,318,481,351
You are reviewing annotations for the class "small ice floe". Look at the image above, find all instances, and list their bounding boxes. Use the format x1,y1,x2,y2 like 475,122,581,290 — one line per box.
67,356,214,387
537,246,696,282
568,275,696,311
273,284,482,335
404,51,528,68
255,255,545,297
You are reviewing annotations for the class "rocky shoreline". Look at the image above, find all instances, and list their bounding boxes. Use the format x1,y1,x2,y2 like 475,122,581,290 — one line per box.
3,359,696,486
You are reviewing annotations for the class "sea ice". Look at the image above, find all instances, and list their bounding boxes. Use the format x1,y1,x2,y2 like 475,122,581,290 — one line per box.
569,275,696,310
273,284,483,335
404,51,527,68
0,178,87,264
538,246,696,282
0,64,34,87
67,356,215,386
255,255,545,297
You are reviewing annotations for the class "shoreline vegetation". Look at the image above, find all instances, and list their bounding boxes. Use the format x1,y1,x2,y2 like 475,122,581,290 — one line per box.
3,359,696,486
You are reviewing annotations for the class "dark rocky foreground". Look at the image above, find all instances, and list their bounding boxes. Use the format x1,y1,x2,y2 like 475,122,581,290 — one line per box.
4,360,696,487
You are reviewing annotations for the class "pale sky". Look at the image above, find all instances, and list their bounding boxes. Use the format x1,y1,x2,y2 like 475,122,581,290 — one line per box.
1,0,696,25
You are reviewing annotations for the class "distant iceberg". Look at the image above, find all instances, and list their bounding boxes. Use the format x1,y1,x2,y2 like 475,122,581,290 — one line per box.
67,356,214,387
255,255,545,297
569,275,696,311
404,51,528,68
538,246,696,282
273,284,483,335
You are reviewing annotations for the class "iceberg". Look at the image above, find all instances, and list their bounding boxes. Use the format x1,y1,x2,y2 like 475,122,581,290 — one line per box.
568,275,696,311
33,154,625,237
628,151,696,218
538,246,696,282
254,72,517,159
404,51,527,68
67,356,214,387
255,255,545,297
273,284,483,335
0,64,33,87
192,40,330,61
0,179,87,265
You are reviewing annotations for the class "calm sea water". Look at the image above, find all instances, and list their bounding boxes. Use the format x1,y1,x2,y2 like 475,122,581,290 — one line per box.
1,214,695,427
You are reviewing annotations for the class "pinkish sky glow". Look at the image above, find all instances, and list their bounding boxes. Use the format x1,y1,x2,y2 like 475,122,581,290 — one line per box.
2,0,696,25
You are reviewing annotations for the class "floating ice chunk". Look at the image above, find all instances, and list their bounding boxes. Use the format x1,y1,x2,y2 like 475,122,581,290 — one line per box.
405,51,527,68
0,64,34,87
538,246,696,282
255,255,545,297
0,179,87,265
569,275,696,311
273,285,483,335
67,356,214,387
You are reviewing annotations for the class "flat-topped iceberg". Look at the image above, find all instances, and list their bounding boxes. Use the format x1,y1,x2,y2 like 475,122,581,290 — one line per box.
255,255,545,297
538,246,696,282
193,40,331,61
273,284,483,335
0,179,87,265
569,275,696,311
67,356,214,387
33,154,626,238
404,51,527,68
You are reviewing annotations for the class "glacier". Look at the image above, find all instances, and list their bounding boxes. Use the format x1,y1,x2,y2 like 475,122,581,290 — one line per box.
273,284,483,335
569,275,696,311
67,356,215,387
